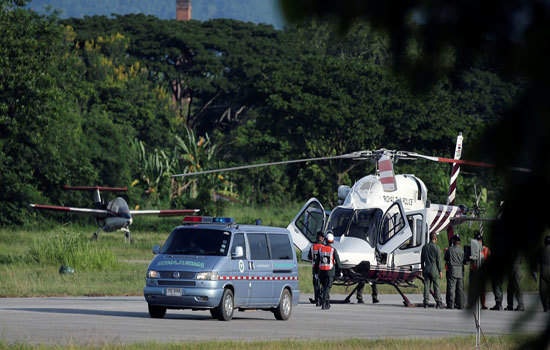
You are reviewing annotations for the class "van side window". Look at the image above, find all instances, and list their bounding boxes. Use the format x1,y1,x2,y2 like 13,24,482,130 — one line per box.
248,233,270,260
232,233,247,259
269,234,293,260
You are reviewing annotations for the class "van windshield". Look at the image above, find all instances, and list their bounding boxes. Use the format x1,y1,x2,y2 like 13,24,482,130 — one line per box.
161,228,231,256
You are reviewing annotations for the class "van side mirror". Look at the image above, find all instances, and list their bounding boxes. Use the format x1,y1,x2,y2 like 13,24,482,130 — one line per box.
232,246,243,258
152,245,160,255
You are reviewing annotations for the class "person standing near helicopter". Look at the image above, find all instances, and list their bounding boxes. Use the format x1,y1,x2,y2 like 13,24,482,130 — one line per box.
316,232,342,310
421,232,444,308
308,231,325,306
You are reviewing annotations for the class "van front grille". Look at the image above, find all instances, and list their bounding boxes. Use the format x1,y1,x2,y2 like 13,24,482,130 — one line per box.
158,280,196,286
159,271,196,279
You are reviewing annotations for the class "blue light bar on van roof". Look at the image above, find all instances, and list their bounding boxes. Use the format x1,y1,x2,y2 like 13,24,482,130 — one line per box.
183,216,236,224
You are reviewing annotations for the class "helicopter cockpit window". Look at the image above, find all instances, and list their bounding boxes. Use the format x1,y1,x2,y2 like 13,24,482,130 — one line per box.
326,208,353,237
379,203,405,245
347,209,383,247
295,203,325,242
399,214,424,250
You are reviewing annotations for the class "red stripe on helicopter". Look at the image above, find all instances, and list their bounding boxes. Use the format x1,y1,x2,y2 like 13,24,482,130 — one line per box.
380,177,396,184
435,158,493,168
378,158,393,172
430,206,455,233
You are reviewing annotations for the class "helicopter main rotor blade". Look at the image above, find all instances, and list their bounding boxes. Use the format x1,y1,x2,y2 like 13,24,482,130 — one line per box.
171,153,362,178
404,152,494,168
404,152,531,172
404,152,533,173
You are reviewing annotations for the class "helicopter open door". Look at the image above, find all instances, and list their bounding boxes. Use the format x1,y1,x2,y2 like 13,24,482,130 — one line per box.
376,200,413,257
287,198,327,255
392,209,427,267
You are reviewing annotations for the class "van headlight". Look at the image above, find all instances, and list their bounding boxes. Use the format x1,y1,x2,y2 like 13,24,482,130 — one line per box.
147,270,160,278
196,271,219,280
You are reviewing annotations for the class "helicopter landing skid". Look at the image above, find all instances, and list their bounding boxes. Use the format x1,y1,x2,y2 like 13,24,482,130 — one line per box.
391,283,416,307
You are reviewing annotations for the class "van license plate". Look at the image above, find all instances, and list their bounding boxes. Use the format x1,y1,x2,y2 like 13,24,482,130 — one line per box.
166,288,183,296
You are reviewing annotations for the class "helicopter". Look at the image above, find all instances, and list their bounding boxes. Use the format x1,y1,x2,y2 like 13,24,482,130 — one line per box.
171,134,499,306
29,185,199,243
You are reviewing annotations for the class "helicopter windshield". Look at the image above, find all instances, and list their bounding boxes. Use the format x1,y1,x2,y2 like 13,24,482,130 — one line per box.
327,208,383,248
347,209,383,247
327,208,353,237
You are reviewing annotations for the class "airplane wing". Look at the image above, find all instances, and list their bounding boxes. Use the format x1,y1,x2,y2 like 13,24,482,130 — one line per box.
29,204,110,217
130,209,200,217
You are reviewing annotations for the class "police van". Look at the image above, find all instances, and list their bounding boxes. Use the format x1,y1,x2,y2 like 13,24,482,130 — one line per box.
143,216,300,321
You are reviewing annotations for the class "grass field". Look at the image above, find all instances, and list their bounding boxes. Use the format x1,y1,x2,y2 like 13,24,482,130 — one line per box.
0,334,539,350
0,202,540,297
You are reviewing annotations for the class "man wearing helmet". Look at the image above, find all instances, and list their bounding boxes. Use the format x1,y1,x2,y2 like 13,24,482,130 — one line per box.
315,231,342,310
308,231,325,306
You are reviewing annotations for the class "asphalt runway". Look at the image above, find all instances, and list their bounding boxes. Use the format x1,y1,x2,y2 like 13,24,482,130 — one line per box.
0,293,547,345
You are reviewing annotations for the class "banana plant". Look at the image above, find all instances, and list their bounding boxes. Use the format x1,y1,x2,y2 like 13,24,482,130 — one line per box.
132,139,176,200
173,128,219,199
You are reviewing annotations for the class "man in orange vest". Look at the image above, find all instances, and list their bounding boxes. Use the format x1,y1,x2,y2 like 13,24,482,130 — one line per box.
315,232,342,310
308,231,325,306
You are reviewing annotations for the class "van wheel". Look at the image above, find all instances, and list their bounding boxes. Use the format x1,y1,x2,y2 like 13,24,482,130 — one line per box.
215,289,234,321
148,304,166,319
274,289,292,320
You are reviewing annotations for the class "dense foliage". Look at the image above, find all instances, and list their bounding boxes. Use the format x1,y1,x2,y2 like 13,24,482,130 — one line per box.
1,1,521,226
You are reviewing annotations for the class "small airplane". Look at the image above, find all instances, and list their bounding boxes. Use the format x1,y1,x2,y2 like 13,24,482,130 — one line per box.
171,134,505,306
29,185,199,243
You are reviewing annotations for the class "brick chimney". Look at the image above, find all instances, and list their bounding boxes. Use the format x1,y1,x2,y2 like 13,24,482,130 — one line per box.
176,0,191,21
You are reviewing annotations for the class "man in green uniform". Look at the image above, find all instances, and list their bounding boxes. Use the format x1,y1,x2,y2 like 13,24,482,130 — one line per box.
356,281,379,304
540,236,550,312
506,255,525,311
421,232,443,308
445,235,464,309
490,242,504,310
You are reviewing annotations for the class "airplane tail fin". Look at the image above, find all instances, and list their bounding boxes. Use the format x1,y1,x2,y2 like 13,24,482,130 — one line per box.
63,185,128,205
446,133,463,243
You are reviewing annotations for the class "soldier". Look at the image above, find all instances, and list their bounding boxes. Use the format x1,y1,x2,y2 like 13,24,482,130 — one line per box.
308,231,325,306
506,255,525,311
469,233,490,309
539,235,550,312
316,232,342,310
445,235,464,309
485,241,504,310
421,232,443,308
356,281,379,304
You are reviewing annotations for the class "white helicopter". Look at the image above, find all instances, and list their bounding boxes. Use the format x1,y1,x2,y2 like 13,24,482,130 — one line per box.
172,134,495,306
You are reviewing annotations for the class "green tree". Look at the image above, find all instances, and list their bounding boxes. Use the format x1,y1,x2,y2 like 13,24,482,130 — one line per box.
281,1,549,347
